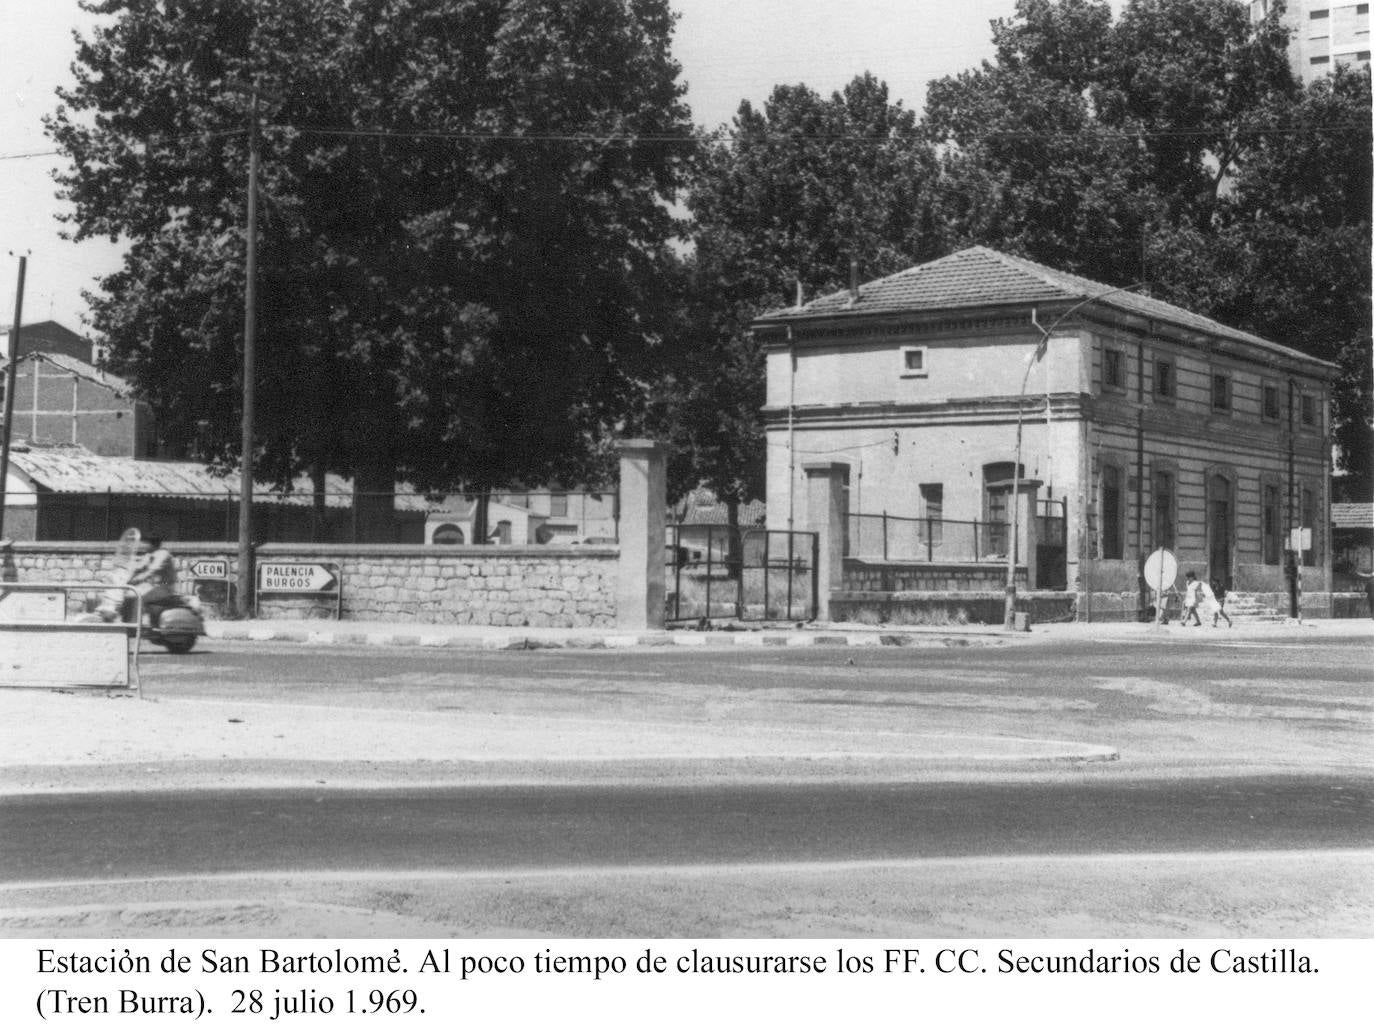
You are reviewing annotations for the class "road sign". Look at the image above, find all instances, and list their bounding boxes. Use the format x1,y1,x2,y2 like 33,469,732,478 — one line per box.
1288,527,1312,552
258,562,337,593
1142,548,1178,593
188,559,229,579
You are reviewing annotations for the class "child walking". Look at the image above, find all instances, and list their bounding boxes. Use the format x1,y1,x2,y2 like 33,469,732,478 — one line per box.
1208,577,1233,628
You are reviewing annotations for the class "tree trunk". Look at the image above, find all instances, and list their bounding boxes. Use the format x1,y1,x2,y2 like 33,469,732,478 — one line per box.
352,460,396,543
726,496,743,581
311,465,327,542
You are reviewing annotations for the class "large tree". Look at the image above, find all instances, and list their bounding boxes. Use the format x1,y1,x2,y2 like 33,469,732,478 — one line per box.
48,0,693,534
651,73,940,524
923,0,1371,485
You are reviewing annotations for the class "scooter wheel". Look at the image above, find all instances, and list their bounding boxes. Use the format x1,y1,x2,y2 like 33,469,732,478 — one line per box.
161,633,196,654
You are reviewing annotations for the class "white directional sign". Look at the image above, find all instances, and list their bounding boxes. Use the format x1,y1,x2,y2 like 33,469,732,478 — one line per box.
188,559,229,579
257,562,337,593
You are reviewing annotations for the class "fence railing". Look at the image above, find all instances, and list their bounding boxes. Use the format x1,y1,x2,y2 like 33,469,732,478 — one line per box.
666,525,817,623
846,498,1068,565
846,513,1009,563
10,488,618,546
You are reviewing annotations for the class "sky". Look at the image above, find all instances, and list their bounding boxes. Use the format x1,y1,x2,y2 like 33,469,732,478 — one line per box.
0,0,1112,337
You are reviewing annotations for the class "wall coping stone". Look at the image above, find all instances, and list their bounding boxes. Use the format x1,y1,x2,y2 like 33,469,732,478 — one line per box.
256,543,617,558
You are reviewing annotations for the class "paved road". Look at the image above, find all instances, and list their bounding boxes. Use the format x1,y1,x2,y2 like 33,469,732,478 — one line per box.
4,776,1370,882
4,633,1370,936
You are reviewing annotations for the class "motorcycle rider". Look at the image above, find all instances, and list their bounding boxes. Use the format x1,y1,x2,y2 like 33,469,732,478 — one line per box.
124,534,178,624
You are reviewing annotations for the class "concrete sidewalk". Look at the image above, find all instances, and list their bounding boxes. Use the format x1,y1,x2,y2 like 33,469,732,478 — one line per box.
203,613,1374,650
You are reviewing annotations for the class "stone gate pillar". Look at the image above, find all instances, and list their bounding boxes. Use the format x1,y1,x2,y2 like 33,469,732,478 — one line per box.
803,461,849,622
616,439,667,630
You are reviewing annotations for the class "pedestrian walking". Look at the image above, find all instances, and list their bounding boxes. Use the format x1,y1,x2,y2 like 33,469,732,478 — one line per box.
1182,571,1203,626
1206,577,1232,628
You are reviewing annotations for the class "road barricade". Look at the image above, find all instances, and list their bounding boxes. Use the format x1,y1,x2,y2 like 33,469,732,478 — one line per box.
0,582,141,692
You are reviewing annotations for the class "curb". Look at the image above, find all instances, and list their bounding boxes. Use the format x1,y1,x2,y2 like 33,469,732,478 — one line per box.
204,624,1013,651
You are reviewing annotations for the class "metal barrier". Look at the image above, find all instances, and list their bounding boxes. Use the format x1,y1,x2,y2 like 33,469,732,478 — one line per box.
0,582,141,692
666,526,818,623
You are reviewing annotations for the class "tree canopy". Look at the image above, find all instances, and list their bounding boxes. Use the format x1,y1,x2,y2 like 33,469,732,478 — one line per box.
921,0,1370,482
49,0,693,527
648,73,940,515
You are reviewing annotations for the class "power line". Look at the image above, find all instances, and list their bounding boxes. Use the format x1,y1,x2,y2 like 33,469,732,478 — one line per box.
3,119,1364,162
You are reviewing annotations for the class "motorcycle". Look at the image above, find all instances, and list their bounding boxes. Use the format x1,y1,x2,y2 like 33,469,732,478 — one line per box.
87,529,205,654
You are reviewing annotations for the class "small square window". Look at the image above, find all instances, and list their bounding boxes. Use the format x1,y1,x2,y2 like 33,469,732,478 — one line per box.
1211,373,1231,412
1301,394,1318,426
900,346,928,377
1262,384,1281,420
1154,358,1174,399
1103,349,1125,391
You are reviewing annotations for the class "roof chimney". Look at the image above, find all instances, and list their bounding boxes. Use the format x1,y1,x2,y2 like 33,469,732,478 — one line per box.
795,278,804,309
848,258,860,305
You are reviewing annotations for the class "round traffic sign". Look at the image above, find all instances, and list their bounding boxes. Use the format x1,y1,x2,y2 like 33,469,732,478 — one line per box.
1142,548,1178,593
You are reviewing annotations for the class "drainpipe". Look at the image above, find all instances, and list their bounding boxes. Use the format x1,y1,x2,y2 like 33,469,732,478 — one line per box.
1135,325,1148,618
1286,378,1297,617
786,279,804,531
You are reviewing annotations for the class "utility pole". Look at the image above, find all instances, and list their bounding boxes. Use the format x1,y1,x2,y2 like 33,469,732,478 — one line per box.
0,255,27,540
236,87,261,618
1005,282,1143,630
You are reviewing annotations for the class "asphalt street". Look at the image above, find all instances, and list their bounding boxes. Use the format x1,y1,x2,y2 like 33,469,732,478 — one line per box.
3,631,1370,936
2,776,1370,882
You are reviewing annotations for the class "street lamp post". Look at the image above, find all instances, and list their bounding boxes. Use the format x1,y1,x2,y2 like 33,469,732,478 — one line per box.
1004,283,1144,630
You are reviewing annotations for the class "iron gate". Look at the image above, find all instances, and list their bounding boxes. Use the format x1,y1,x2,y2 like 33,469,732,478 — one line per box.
665,525,818,623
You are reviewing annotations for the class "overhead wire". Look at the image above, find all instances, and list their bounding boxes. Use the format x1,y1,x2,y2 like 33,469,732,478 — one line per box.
1,117,1366,162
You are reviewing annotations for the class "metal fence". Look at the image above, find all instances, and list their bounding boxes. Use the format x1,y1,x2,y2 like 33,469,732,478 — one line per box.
846,513,1005,562
666,525,818,623
846,499,1067,566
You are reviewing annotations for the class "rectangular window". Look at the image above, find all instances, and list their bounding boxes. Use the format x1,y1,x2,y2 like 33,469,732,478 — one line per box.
920,483,943,546
1152,470,1175,551
1311,8,1330,18
900,346,928,378
1311,54,1331,63
1154,358,1174,400
1211,373,1231,412
1103,349,1125,391
549,492,568,517
1262,384,1281,421
1301,394,1318,426
1263,485,1282,565
1101,465,1123,559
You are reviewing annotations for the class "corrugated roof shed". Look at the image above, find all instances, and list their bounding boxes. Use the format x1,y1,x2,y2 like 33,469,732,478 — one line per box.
8,445,432,511
756,246,1329,367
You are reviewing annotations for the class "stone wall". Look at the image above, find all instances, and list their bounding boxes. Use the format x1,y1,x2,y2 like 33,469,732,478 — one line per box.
0,540,619,627
1075,589,1366,622
253,544,617,626
830,590,1075,626
843,559,1025,593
